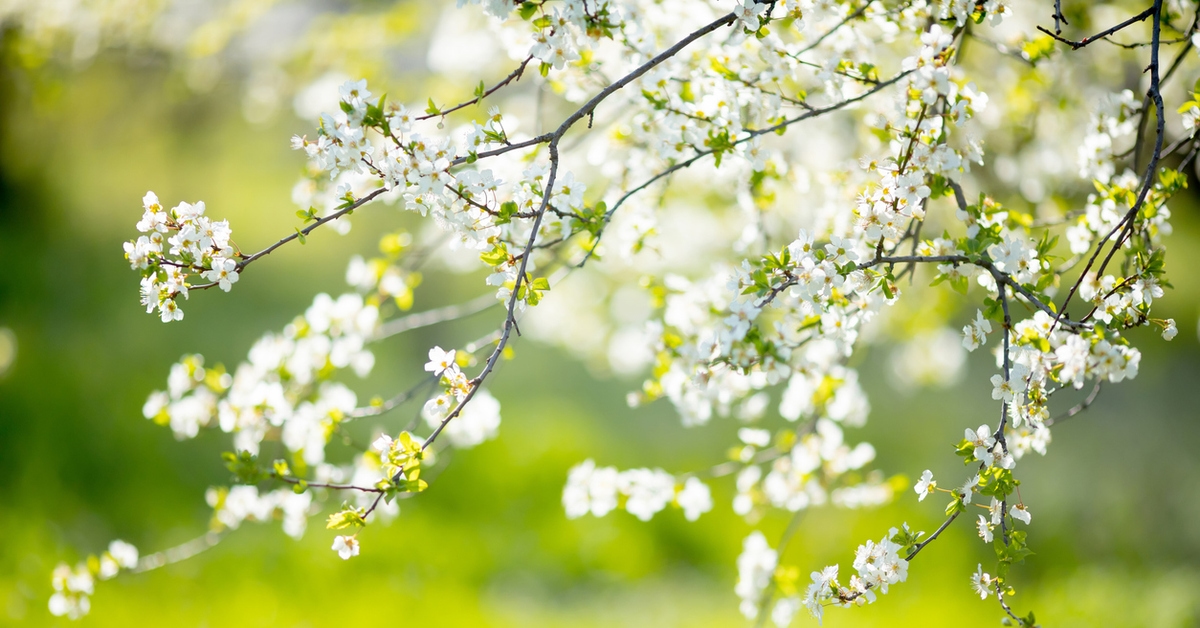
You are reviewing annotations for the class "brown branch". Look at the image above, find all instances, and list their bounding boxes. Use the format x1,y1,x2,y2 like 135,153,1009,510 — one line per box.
241,188,388,267
576,69,912,267
359,14,746,523
273,474,383,494
1052,0,1068,35
416,56,534,122
1044,381,1101,427
1050,0,1165,336
1036,6,1155,50
373,293,498,340
906,510,960,561
853,254,1087,329
346,374,438,420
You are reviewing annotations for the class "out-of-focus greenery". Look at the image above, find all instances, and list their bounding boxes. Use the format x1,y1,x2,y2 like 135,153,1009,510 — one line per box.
1,11,1200,628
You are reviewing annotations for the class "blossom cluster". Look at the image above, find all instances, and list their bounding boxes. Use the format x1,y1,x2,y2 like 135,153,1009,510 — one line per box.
797,528,910,623
734,419,880,516
207,485,313,539
123,192,238,322
1078,89,1141,185
421,346,504,448
735,531,777,620
736,525,918,625
141,292,377,455
49,541,138,619
562,459,713,522
287,75,587,312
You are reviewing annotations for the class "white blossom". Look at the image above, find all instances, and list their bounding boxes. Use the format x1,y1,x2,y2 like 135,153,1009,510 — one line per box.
736,532,778,620
914,470,935,501
676,477,713,521
332,535,360,560
971,564,993,599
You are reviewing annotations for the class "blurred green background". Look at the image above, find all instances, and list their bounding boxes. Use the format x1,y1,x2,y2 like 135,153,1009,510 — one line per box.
2,5,1200,627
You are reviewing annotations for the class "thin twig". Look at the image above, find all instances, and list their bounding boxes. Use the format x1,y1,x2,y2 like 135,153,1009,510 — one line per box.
416,56,534,122
1050,0,1165,336
373,292,498,340
1052,0,1068,35
905,511,960,561
1036,6,1154,50
1044,381,1101,427
133,532,222,573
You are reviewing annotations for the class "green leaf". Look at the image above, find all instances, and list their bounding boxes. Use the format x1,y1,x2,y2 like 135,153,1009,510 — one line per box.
983,297,1002,321
480,243,509,266
705,129,735,167
1020,36,1056,64
1159,167,1188,194
928,174,950,198
325,507,366,530
496,201,519,225
272,459,290,477
224,450,267,484
955,438,976,463
641,89,668,109
995,537,1034,567
517,1,538,20
978,466,1018,498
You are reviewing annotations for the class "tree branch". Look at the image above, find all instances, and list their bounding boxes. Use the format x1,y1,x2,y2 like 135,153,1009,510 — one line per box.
1036,6,1154,50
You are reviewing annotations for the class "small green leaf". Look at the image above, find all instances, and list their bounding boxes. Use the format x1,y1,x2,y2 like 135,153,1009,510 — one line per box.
326,507,366,530
480,243,509,266
273,459,291,477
